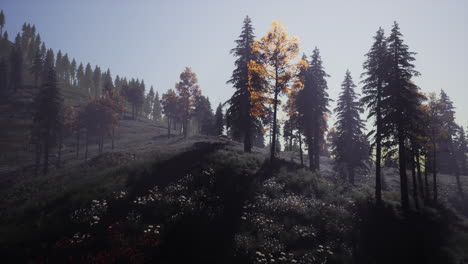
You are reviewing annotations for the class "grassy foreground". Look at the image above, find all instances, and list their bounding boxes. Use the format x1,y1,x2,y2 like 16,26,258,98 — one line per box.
0,138,467,264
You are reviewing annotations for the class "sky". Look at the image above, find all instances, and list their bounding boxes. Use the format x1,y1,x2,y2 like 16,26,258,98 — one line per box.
2,0,468,128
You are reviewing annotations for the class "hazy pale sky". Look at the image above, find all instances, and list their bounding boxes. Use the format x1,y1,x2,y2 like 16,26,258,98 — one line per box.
3,0,468,128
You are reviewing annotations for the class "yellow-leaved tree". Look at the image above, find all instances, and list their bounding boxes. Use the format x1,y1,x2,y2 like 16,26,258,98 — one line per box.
255,21,300,159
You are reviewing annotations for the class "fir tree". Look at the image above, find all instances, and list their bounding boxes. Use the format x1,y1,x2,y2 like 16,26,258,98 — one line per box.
32,67,63,175
144,86,155,119
0,10,5,36
214,103,224,136
10,34,23,91
152,91,162,122
297,48,330,171
360,27,389,204
226,16,268,152
93,66,101,97
332,70,369,184
381,22,421,210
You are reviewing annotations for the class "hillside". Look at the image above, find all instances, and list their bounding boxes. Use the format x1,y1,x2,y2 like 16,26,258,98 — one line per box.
0,135,467,264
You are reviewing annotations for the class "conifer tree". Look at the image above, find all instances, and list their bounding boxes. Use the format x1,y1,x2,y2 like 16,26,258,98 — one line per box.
70,58,77,85
77,63,84,88
193,95,214,135
256,21,300,159
161,89,178,138
438,90,464,198
214,103,224,136
102,69,114,96
361,27,389,204
30,47,43,88
226,16,268,152
332,70,368,184
381,22,421,210
0,10,5,36
32,67,63,175
93,66,101,97
0,59,8,94
84,63,93,95
144,86,155,118
296,48,330,171
455,126,467,176
10,34,23,91
152,91,162,122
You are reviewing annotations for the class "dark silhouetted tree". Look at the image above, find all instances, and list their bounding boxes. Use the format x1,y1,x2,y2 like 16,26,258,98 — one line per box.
226,16,268,152
360,27,389,204
214,103,224,136
381,22,421,210
152,91,162,122
332,70,369,184
32,67,63,175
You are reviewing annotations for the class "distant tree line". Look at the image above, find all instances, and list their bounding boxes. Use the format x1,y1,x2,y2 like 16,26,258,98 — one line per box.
0,10,165,175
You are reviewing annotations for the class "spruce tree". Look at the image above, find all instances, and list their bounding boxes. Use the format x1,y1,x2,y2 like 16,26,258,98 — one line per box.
0,10,5,36
438,90,464,197
144,86,155,119
93,66,101,97
10,34,23,91
381,22,420,211
32,67,63,175
297,48,330,171
214,103,224,136
361,27,389,204
152,91,162,122
226,16,268,152
332,70,368,184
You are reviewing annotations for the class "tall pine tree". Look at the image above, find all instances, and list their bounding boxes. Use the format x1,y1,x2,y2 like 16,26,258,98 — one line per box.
381,22,421,211
332,70,368,184
226,16,268,152
361,27,389,204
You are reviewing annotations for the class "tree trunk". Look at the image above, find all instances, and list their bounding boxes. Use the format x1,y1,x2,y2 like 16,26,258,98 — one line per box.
416,152,424,202
308,138,315,171
289,123,293,151
167,118,171,138
432,132,438,203
271,70,279,160
314,128,320,171
57,132,63,168
349,165,355,185
244,125,252,153
298,134,304,166
112,127,115,151
375,86,382,204
424,155,430,204
411,150,419,209
398,129,409,211
449,138,464,199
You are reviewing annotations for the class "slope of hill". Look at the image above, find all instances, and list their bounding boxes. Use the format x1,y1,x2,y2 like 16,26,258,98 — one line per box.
0,137,467,264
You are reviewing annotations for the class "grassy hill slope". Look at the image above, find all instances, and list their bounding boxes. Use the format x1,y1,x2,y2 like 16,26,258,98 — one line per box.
0,136,467,264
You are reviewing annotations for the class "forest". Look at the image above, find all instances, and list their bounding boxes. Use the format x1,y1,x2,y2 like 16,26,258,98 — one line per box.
0,5,468,264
